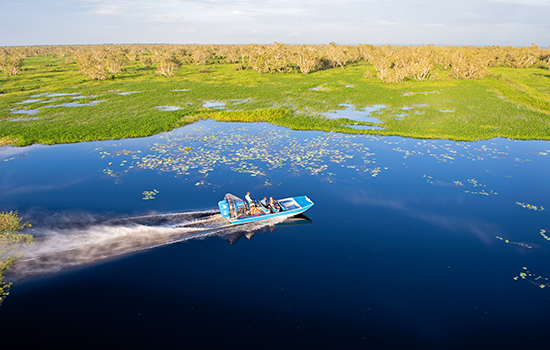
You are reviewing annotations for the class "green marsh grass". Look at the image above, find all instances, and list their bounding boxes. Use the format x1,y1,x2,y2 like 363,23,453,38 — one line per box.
1,57,550,145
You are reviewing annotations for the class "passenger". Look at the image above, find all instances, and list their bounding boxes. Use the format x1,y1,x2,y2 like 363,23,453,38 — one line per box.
260,197,270,214
260,197,268,208
271,197,284,212
269,197,280,213
245,192,254,206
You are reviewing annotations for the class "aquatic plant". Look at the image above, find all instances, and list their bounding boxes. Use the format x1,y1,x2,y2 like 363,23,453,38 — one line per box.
0,211,33,304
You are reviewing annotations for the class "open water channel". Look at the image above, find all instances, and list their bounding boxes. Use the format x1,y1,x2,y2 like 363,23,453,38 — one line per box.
0,120,549,349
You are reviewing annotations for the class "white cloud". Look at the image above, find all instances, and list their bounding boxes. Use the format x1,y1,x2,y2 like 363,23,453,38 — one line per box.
491,0,550,5
90,4,121,15
1,0,548,46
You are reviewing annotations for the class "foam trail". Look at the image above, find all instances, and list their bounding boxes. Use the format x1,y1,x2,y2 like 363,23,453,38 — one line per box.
8,209,286,281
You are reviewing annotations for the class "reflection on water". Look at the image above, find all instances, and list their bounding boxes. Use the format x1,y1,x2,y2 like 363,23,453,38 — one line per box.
220,214,312,244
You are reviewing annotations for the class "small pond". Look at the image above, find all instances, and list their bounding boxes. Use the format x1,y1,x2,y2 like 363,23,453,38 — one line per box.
324,104,385,123
0,120,549,349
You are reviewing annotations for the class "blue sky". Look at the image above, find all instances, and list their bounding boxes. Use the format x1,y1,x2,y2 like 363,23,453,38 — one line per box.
1,0,548,47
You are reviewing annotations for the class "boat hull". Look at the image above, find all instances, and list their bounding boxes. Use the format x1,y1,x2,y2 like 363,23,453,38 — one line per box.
218,195,314,225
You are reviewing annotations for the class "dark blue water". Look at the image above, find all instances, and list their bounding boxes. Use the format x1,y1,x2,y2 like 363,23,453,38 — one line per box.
1,120,549,349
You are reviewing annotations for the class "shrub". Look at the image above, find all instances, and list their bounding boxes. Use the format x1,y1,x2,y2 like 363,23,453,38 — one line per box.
290,45,321,75
0,50,26,77
153,50,181,77
77,48,108,80
0,211,33,304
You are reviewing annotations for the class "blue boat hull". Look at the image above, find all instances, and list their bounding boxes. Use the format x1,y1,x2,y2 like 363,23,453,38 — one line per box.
218,195,314,225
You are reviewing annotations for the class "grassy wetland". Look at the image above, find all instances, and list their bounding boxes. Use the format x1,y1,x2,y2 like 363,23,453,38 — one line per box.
1,43,549,146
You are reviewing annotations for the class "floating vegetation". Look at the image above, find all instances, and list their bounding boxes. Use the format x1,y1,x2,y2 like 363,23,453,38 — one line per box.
103,168,120,182
540,229,550,241
496,236,532,248
513,267,550,290
516,202,545,211
96,124,383,186
464,189,497,196
423,175,497,195
142,189,159,200
463,178,497,196
91,121,548,206
3,154,27,162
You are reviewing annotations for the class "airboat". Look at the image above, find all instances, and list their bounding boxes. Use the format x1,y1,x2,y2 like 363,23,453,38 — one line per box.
218,193,314,225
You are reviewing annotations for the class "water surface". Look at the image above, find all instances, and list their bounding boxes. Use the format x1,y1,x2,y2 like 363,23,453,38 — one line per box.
0,120,549,349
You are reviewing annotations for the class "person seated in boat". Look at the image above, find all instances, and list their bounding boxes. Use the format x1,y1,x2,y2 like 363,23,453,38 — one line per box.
260,197,269,209
257,197,269,214
273,197,285,211
269,197,281,213
245,192,254,206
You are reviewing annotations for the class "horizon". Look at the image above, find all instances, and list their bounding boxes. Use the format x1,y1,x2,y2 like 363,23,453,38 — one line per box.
0,42,546,49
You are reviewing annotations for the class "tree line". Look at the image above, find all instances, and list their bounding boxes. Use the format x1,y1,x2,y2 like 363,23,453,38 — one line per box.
1,43,549,83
